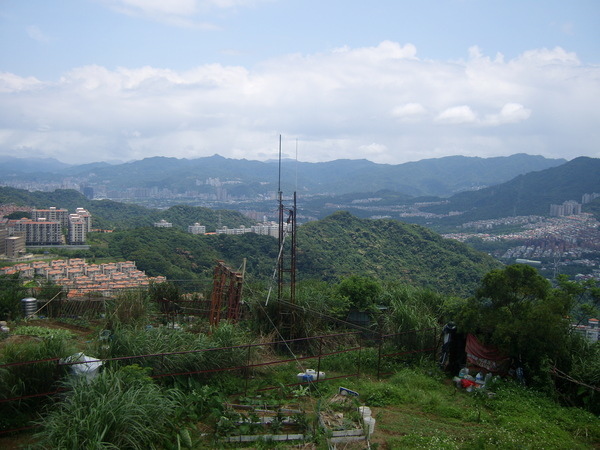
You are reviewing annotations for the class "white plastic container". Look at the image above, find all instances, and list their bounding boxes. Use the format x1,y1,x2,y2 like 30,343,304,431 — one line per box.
358,406,372,418
296,369,325,382
364,416,376,436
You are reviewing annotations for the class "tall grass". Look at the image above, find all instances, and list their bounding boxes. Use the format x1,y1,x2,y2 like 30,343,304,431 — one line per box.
379,284,441,333
0,335,75,431
0,337,74,399
105,289,154,328
104,322,254,379
34,366,184,449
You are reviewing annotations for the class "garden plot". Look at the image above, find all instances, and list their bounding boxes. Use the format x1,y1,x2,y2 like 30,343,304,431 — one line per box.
217,403,310,444
319,393,373,445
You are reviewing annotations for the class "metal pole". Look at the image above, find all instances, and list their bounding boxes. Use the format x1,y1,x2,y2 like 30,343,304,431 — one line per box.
377,334,383,380
316,336,323,382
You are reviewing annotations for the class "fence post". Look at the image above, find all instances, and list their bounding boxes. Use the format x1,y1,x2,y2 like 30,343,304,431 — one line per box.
432,327,438,361
357,333,362,378
377,333,383,380
316,336,323,382
245,344,252,396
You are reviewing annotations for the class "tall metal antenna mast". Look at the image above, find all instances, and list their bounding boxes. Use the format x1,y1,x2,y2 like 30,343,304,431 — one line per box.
276,135,297,340
278,134,282,194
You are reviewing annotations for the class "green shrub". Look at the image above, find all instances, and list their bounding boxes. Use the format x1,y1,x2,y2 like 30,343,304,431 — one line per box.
34,366,184,449
105,289,154,328
0,335,75,432
104,324,252,380
0,336,74,400
13,326,75,341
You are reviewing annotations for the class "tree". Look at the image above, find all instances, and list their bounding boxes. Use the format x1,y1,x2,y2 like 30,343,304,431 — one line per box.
336,275,382,312
148,281,181,315
453,264,573,386
0,273,28,320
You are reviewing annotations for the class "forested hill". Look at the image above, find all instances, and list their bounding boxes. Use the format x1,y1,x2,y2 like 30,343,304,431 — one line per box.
0,187,253,230
296,211,501,296
61,211,498,296
1,186,500,295
421,156,600,223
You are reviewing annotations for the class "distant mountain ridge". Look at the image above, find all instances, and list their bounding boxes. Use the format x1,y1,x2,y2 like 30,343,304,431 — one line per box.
421,156,600,223
0,153,566,198
0,156,71,173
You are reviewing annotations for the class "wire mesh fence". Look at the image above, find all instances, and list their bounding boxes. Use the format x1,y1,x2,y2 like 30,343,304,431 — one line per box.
0,326,440,434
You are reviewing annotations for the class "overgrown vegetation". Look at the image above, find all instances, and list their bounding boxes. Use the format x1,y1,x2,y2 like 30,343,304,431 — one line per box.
33,366,185,450
0,268,598,447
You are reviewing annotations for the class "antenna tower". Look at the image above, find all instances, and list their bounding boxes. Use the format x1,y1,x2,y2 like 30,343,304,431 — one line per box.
276,135,297,339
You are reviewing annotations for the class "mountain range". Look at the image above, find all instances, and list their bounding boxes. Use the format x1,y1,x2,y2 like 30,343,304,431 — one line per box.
1,154,598,226
0,153,566,198
419,156,600,224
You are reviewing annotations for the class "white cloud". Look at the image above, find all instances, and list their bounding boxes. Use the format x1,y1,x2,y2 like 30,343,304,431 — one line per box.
484,103,532,125
0,72,42,93
391,103,427,121
26,25,51,43
436,106,477,124
0,42,598,164
516,47,580,65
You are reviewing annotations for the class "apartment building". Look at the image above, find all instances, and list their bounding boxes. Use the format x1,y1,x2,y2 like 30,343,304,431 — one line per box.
75,208,92,232
0,224,7,255
188,223,206,235
12,207,92,245
154,220,173,228
32,207,70,227
573,318,599,342
5,236,25,258
550,200,582,217
12,218,63,245
69,214,87,245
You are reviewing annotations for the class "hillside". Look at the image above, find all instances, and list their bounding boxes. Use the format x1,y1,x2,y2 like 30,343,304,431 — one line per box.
421,156,600,223
296,211,500,296
0,186,508,295
62,211,499,296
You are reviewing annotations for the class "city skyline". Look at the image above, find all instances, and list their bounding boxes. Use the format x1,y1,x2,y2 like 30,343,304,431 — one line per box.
1,1,599,165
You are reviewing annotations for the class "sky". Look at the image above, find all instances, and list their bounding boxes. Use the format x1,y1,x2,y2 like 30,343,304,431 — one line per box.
1,0,599,165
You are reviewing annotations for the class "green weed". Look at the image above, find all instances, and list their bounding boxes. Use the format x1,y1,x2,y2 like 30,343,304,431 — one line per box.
34,366,184,449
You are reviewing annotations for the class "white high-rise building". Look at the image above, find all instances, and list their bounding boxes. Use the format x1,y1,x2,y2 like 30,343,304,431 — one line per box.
188,223,206,235
69,214,87,245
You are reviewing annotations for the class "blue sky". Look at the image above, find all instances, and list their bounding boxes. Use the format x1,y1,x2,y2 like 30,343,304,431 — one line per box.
1,0,599,164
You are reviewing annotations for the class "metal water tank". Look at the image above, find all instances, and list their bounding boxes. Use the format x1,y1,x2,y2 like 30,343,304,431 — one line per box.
21,297,38,318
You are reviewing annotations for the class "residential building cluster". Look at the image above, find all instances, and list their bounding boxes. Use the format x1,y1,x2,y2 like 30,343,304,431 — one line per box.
216,222,289,237
572,318,599,343
0,207,92,250
460,215,546,231
582,192,600,204
550,200,582,217
152,220,288,238
445,214,599,246
0,258,165,298
444,214,600,275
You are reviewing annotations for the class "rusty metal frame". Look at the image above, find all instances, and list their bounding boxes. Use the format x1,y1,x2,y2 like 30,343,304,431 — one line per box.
209,260,244,327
